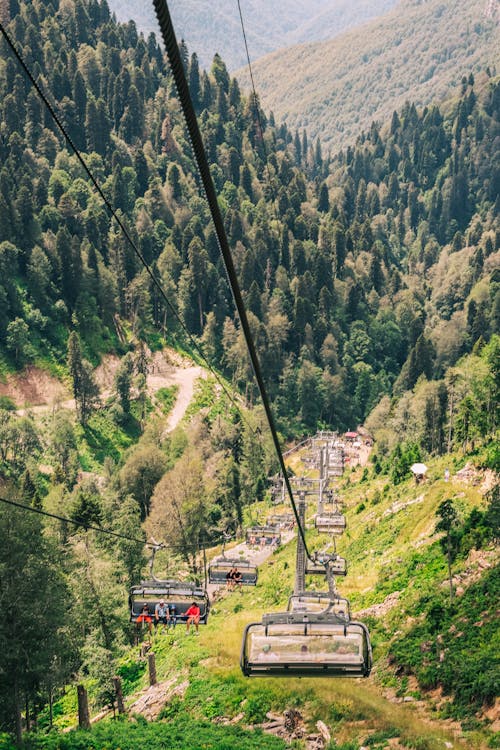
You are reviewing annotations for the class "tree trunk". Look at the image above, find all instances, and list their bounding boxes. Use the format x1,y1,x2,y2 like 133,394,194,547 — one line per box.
197,291,203,333
48,685,53,728
148,653,157,686
13,677,22,747
113,677,125,715
77,685,91,729
25,695,30,732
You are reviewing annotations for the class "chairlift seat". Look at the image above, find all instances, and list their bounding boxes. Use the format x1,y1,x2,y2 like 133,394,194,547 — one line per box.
129,580,210,623
208,557,258,585
241,612,372,677
245,526,281,545
266,514,295,529
315,513,346,535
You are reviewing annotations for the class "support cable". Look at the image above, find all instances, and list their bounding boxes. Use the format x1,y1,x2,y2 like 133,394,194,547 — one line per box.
0,20,254,435
0,495,147,544
0,495,228,553
153,0,313,561
236,0,274,191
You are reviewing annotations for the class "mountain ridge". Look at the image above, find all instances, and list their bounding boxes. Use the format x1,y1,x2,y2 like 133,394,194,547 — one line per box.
236,0,499,151
107,0,397,70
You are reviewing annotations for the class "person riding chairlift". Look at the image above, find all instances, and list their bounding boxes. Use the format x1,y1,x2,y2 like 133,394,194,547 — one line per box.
137,603,153,635
185,601,201,634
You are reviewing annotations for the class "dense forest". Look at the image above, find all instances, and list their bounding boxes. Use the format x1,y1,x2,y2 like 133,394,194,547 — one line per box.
0,0,498,436
0,0,498,746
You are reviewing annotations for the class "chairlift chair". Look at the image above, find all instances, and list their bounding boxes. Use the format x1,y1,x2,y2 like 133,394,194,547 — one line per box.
305,554,347,577
208,557,258,585
314,512,346,535
245,526,281,546
266,513,295,529
241,611,372,678
129,579,210,624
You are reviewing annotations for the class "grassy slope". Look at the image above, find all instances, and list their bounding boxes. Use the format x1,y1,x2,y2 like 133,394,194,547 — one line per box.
30,448,497,750
237,0,499,150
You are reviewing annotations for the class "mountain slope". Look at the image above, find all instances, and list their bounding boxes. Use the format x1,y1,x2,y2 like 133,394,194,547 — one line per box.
13,426,499,749
236,0,499,150
107,0,397,70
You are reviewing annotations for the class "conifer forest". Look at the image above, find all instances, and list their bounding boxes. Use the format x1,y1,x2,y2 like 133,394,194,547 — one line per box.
0,1,498,748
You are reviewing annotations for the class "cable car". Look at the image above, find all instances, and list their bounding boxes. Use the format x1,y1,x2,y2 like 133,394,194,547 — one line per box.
208,557,258,585
129,579,210,624
245,526,281,546
314,512,346,535
305,554,347,576
266,513,295,529
241,611,372,677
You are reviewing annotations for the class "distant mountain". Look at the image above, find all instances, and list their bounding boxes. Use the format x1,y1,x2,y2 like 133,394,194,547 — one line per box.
236,0,499,151
107,0,397,70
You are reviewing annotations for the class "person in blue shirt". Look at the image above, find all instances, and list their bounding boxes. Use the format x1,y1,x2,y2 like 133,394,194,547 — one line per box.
168,604,177,629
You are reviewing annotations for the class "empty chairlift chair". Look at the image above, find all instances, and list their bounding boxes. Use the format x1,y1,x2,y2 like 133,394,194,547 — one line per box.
241,610,372,678
305,553,347,577
129,580,210,625
314,511,346,535
208,557,258,586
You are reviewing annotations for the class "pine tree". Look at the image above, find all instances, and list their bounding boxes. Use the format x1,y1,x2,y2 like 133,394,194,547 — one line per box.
318,183,329,212
67,332,99,425
188,52,200,109
21,469,41,509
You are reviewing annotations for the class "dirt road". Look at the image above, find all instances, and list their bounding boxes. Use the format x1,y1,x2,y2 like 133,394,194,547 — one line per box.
6,349,206,432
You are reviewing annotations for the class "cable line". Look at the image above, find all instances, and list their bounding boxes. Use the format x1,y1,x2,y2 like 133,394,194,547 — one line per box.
0,496,228,556
153,0,313,561
0,20,254,435
0,495,147,544
236,0,275,194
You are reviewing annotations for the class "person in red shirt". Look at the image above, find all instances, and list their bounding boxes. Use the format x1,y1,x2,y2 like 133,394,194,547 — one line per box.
136,603,153,635
185,601,201,634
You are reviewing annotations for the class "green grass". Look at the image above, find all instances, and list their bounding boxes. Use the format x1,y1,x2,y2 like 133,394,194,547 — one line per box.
183,376,238,423
76,409,141,470
390,566,500,717
155,385,178,415
16,716,288,750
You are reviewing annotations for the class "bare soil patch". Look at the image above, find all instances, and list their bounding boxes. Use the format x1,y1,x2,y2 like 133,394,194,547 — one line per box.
0,366,69,407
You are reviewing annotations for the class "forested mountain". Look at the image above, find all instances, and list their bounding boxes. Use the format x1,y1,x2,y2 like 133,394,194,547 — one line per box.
0,0,498,745
107,0,397,70
237,0,499,151
0,0,498,438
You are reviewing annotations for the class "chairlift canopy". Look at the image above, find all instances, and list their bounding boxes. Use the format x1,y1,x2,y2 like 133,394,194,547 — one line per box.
241,613,372,677
305,555,347,576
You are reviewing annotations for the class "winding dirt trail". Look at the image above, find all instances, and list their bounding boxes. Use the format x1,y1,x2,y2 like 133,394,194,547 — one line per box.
3,349,206,431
